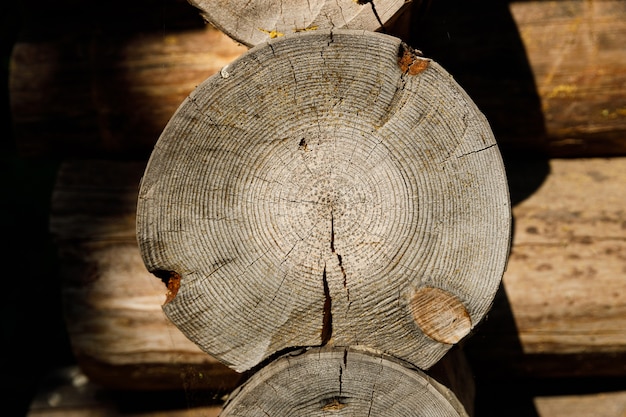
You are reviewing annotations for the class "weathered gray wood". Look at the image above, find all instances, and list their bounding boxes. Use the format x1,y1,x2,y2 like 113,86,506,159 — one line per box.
221,347,471,417
136,30,511,372
188,0,412,47
49,157,626,387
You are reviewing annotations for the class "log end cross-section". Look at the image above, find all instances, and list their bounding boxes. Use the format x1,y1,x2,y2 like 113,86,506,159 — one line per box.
136,30,511,373
220,348,471,417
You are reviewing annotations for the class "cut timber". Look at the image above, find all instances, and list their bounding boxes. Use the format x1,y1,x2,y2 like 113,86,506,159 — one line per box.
50,160,240,391
188,0,411,47
467,157,626,378
136,30,511,372
50,157,626,385
221,347,471,417
9,0,626,158
411,0,626,157
509,0,626,156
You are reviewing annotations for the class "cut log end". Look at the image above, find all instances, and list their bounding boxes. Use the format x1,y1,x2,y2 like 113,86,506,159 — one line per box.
137,29,510,372
221,348,471,417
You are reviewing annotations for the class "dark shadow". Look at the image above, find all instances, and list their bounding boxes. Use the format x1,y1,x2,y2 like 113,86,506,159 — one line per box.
408,1,552,416
10,0,206,160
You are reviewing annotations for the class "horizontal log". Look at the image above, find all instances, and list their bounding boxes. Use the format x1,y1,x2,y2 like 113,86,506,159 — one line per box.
27,367,626,417
10,22,246,159
9,0,626,158
466,156,626,378
26,368,626,416
50,156,626,388
50,160,240,391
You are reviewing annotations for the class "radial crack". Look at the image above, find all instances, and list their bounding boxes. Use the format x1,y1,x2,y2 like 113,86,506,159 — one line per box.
321,264,333,345
331,210,350,301
457,143,497,159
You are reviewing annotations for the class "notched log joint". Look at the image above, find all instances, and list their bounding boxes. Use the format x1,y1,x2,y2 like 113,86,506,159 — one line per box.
152,270,181,304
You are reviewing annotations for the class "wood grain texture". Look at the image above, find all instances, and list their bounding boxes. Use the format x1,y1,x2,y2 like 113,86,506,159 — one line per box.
50,157,626,386
136,30,511,372
506,158,626,355
411,0,626,157
188,0,411,47
510,0,626,157
220,347,470,417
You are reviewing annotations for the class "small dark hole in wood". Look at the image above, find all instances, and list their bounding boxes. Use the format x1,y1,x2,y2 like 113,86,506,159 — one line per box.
151,270,181,304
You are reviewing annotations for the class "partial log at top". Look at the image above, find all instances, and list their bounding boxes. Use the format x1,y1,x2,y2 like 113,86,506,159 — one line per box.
136,30,511,372
188,0,411,46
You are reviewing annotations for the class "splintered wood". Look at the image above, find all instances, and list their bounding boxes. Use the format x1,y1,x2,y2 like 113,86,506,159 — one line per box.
136,30,510,373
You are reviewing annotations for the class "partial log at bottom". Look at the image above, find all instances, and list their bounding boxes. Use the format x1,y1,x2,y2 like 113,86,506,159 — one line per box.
222,347,472,417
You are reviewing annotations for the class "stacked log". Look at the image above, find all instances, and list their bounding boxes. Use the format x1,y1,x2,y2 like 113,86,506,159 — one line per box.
19,0,626,415
10,1,626,158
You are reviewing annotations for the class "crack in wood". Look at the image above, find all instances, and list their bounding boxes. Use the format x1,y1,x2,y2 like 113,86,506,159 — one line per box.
339,364,343,395
321,263,333,345
457,143,497,159
331,210,350,301
356,0,386,33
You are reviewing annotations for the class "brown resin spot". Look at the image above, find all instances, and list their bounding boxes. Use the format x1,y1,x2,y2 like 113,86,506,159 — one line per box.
410,287,472,344
153,270,182,304
322,398,347,411
165,273,181,304
397,43,430,75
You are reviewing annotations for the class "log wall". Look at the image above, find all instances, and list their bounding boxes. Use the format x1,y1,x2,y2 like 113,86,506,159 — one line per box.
9,0,626,414
49,157,626,388
9,0,626,158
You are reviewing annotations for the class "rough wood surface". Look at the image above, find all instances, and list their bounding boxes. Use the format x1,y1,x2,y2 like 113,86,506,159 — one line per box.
220,347,470,417
509,0,626,156
9,24,246,158
25,369,626,417
411,0,626,157
136,30,510,372
187,0,411,47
